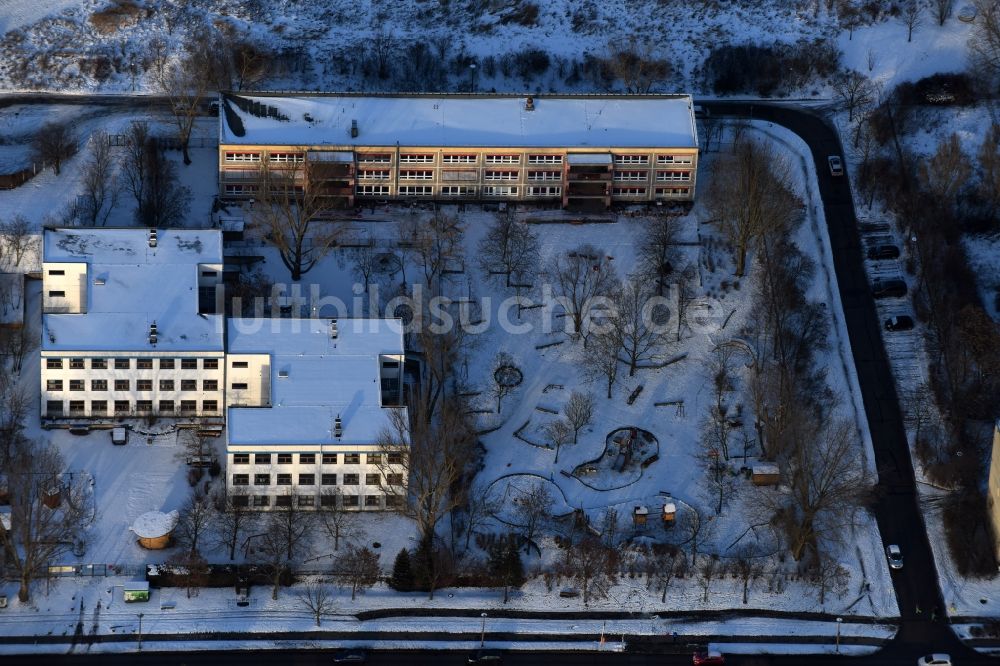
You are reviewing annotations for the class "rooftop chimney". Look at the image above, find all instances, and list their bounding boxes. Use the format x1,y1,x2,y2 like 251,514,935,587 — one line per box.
334,416,343,439
525,96,535,112
148,321,158,345
330,319,339,339
148,229,158,248
350,119,359,138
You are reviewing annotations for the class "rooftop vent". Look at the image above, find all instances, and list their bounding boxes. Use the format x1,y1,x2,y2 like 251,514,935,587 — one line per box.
334,416,343,439
525,96,535,112
330,319,338,339
148,321,158,345
148,229,158,248
350,119,359,138
278,369,289,379
93,278,106,286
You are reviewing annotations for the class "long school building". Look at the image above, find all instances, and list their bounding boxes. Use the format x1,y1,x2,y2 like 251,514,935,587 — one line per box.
217,93,699,211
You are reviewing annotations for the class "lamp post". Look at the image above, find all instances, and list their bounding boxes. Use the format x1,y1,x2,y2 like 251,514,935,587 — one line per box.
137,612,145,652
835,616,843,654
469,64,477,93
480,612,488,648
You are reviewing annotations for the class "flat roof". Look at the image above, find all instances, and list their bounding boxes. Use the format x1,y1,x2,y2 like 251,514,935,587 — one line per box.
220,93,699,150
42,228,224,353
227,318,407,447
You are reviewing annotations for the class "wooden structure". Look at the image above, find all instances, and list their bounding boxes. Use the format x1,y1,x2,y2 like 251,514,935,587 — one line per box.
131,510,178,550
662,502,677,525
633,505,649,527
751,463,781,486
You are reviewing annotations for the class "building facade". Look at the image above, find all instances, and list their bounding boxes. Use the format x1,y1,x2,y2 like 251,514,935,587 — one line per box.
218,93,699,211
40,227,226,424
987,421,1000,559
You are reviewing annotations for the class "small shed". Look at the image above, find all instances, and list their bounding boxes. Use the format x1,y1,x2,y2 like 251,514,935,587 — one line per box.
633,505,649,527
123,581,150,603
751,463,781,486
662,502,677,525
111,428,128,445
41,485,62,509
131,510,178,550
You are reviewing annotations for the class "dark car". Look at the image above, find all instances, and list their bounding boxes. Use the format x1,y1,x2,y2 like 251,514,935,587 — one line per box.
872,279,907,299
885,315,915,331
693,649,726,665
468,649,503,664
332,649,368,663
867,244,900,260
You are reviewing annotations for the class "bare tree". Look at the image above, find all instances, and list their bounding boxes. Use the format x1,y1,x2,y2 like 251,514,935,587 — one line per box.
0,215,39,270
732,546,765,604
917,133,971,213
166,549,210,598
227,39,274,90
698,555,720,602
544,418,573,465
174,486,215,555
560,536,618,605
0,438,94,602
267,494,312,562
606,277,672,376
605,37,671,93
564,390,595,444
412,212,465,295
317,487,361,551
934,0,954,24
119,127,190,227
584,325,623,399
460,488,500,552
253,161,341,281
213,487,256,561
0,323,37,376
490,351,520,414
298,583,337,625
647,543,687,603
350,244,378,300
700,414,736,515
977,123,1000,221
478,211,540,290
78,131,120,226
833,70,875,122
0,373,30,462
900,0,923,42
257,523,290,600
969,0,1000,91
514,480,552,554
809,555,849,606
368,27,396,80
548,245,617,337
636,214,682,297
333,543,381,600
31,122,77,175
706,139,801,277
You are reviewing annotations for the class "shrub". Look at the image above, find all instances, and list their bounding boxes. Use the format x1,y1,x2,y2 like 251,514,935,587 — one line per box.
500,1,540,26
88,1,144,35
704,39,839,96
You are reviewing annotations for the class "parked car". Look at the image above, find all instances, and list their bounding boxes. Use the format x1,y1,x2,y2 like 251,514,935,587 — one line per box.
872,279,907,299
885,315,915,332
332,649,368,663
185,454,216,468
828,155,844,176
468,649,503,664
887,544,904,570
867,244,900,260
693,649,726,665
917,654,952,666
111,427,128,445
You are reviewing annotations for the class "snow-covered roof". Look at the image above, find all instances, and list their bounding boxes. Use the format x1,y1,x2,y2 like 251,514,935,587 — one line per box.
221,93,699,150
227,317,407,447
752,463,780,475
41,228,224,352
130,510,178,538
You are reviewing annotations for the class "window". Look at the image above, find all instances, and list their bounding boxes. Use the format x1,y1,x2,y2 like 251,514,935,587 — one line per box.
232,361,249,369
385,495,403,508
343,474,359,485
91,400,107,415
484,170,518,181
224,151,261,163
359,169,390,180
323,454,338,464
232,474,250,486
46,359,62,369
358,153,391,163
48,269,65,276
114,400,130,415
367,453,382,465
656,154,693,165
255,454,271,464
440,186,476,196
356,185,390,196
388,453,404,465
202,400,219,412
365,473,381,486
276,474,292,486
275,495,292,507
137,359,153,369
46,400,63,415
612,187,647,196
342,495,359,507
344,454,361,465
322,474,337,485
181,359,198,369
527,170,561,181
136,400,152,413
485,154,520,164
482,186,518,196
614,170,647,182
298,495,315,507
69,380,84,391
655,170,692,182
299,474,315,486
399,169,433,180
137,380,153,391
277,453,293,464
69,358,85,369
397,185,433,196
320,494,337,507
232,495,250,507
254,474,271,485
91,379,107,391
442,154,476,164
181,379,197,391
269,152,304,163
203,380,218,391
527,186,561,197
528,154,563,164
203,359,219,370
48,290,65,298
115,358,130,370
91,358,107,370
399,154,434,163
69,400,85,414
160,380,174,391
114,380,129,391
159,359,175,369
231,382,248,390
233,453,250,465
365,495,381,508
180,400,197,413
386,473,404,486
299,454,315,465
614,154,649,165
46,380,63,391
654,187,690,197
253,495,270,507
158,400,174,413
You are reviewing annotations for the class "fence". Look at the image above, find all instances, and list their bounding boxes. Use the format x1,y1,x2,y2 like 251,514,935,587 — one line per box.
106,134,218,149
0,166,36,190
47,563,146,578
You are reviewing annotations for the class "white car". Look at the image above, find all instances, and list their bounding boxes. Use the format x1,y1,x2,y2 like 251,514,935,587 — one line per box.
917,654,951,666
886,544,903,569
828,155,844,176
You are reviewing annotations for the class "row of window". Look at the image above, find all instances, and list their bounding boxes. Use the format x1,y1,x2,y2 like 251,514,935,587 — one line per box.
46,378,220,392
236,494,401,508
45,358,219,371
226,152,692,166
233,452,404,465
614,171,694,182
357,185,567,197
356,169,567,182
46,399,218,416
233,472,404,486
222,152,305,163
